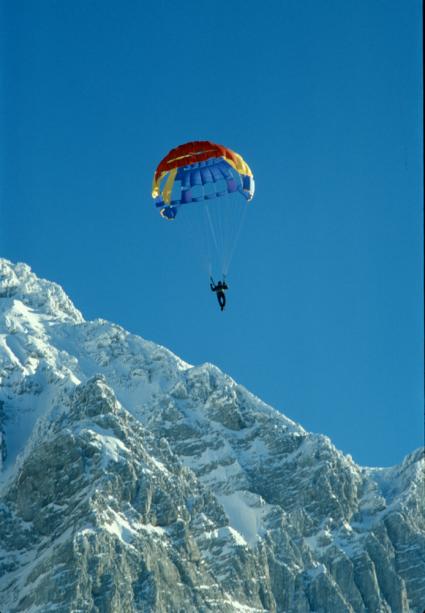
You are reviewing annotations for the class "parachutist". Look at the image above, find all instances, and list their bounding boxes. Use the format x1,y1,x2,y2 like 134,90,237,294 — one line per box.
152,143,254,299
210,277,228,311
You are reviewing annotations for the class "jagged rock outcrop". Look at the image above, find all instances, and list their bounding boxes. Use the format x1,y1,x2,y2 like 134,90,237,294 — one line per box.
0,259,424,612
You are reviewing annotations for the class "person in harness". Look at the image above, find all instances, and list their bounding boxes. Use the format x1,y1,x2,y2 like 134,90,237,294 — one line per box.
210,277,228,311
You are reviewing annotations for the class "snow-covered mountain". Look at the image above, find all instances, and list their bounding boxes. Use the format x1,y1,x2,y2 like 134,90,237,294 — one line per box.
0,259,423,613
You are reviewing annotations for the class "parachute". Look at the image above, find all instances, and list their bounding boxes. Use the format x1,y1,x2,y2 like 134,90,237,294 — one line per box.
152,141,255,277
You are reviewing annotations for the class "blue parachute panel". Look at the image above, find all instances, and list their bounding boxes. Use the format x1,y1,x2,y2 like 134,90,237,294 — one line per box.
155,158,250,209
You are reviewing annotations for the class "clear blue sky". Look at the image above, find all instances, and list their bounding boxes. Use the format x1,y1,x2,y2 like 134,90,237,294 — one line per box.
1,0,422,467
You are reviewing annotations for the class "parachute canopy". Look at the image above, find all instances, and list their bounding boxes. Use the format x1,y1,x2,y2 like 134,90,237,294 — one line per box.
151,141,255,277
152,141,255,219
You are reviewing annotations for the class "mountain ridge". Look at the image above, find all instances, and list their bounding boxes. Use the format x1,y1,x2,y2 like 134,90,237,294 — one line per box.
0,258,423,612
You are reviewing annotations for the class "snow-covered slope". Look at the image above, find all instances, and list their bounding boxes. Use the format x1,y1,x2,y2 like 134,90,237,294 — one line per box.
0,259,424,612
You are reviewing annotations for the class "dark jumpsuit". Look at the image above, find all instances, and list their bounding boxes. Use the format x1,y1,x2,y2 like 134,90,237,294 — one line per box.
210,280,228,311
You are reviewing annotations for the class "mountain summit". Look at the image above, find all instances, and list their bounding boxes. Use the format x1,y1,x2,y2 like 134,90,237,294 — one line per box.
0,259,423,612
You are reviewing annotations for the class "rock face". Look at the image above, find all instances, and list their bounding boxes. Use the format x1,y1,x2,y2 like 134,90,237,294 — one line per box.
0,259,424,613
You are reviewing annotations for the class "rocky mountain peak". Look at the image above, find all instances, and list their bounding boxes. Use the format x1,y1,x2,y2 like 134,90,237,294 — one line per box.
0,259,423,612
0,259,83,326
